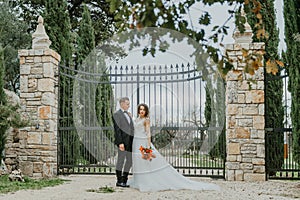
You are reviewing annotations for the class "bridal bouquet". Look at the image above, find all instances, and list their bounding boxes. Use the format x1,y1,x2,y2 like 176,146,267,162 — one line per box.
139,146,156,161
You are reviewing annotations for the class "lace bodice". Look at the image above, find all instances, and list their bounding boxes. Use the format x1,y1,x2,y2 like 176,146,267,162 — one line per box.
133,117,148,138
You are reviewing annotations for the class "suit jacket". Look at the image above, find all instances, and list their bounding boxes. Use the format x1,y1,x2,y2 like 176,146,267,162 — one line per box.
113,109,134,152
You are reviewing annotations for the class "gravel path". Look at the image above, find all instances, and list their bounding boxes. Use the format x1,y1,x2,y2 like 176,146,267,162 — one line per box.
0,175,299,200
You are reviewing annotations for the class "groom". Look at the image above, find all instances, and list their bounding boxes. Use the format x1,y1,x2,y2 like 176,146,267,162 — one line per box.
112,97,134,187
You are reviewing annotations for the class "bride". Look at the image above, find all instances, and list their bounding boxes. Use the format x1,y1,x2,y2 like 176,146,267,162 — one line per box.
128,103,220,192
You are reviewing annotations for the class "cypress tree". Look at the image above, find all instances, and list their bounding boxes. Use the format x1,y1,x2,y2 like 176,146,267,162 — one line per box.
44,0,76,165
283,0,300,164
44,0,72,65
76,5,115,164
246,0,284,174
76,4,95,66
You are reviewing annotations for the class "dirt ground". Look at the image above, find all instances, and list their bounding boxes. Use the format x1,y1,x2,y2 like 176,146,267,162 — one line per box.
0,175,299,200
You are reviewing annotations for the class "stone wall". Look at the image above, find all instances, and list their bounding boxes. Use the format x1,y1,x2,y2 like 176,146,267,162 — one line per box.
225,16,266,181
4,16,60,178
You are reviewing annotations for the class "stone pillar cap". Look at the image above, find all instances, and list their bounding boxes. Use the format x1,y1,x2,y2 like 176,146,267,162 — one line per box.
233,7,253,44
32,16,52,49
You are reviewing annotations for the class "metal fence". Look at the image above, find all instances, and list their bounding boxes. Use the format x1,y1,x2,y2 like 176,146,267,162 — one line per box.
58,63,226,178
265,70,300,180
266,128,300,180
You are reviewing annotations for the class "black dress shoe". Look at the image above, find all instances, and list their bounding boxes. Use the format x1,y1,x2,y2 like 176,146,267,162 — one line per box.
116,182,129,187
123,183,130,187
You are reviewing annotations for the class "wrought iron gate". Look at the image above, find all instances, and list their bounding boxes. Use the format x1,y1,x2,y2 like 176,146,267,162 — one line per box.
265,70,300,180
58,63,225,178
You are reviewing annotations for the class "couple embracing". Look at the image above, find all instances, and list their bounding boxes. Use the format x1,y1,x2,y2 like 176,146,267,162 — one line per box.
112,97,220,192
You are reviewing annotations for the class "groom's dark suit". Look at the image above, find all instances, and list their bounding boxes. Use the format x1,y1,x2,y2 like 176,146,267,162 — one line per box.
112,109,134,187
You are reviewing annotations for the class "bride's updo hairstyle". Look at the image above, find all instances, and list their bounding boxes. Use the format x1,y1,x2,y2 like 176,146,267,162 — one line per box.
137,103,149,118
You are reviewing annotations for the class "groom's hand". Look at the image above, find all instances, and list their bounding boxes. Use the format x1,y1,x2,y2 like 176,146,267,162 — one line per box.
119,144,125,151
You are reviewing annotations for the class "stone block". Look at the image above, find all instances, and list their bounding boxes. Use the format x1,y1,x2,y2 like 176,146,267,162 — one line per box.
237,155,242,162
238,118,253,127
28,49,35,56
18,49,29,56
34,49,44,55
28,78,37,90
43,63,54,77
33,162,43,173
39,106,51,119
236,127,250,139
227,155,237,162
226,70,242,81
41,92,55,106
226,162,240,170
38,78,54,92
42,132,51,145
31,67,43,74
42,56,52,63
35,92,42,98
253,116,264,129
227,91,238,103
252,158,265,165
20,76,28,92
26,56,34,63
241,144,256,151
245,90,264,103
257,81,264,90
243,106,258,115
240,163,253,170
258,104,264,115
20,65,31,75
44,49,61,61
251,130,264,139
27,132,41,144
34,56,42,63
19,161,33,176
242,158,252,163
228,143,241,155
257,144,265,158
253,166,265,173
227,104,239,115
45,120,56,132
227,129,235,139
20,93,35,98
239,81,250,90
27,100,41,106
238,94,245,103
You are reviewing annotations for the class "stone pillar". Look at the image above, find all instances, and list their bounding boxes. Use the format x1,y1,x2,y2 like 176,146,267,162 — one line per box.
225,14,265,181
17,16,60,178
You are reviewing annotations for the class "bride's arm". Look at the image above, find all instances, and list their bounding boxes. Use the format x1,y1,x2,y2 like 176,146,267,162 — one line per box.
144,118,151,148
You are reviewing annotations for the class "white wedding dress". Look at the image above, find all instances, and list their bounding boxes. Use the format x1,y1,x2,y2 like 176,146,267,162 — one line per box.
128,117,220,192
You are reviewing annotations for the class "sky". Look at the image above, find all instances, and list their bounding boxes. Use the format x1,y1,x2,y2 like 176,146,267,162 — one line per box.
112,0,287,67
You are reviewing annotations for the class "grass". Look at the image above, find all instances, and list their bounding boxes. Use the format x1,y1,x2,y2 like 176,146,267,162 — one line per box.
0,175,67,194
